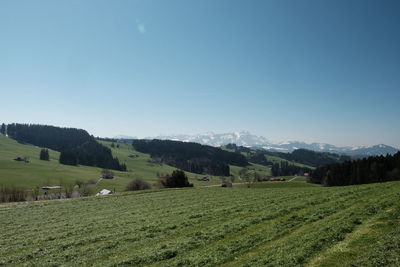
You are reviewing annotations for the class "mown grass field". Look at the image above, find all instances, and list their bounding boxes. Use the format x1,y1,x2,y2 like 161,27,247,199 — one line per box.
1,180,399,266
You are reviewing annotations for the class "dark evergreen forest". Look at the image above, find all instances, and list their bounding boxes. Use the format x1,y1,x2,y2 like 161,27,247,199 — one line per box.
6,123,126,171
265,149,350,168
311,152,400,186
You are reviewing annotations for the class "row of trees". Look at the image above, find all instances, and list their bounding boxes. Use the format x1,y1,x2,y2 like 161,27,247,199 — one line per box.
6,123,126,171
132,139,248,176
311,152,400,186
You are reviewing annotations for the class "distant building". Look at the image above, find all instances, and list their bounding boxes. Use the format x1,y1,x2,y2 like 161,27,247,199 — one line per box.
42,186,62,190
96,189,112,196
270,178,286,181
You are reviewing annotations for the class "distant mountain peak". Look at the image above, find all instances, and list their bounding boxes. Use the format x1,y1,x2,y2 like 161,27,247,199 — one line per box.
151,131,269,147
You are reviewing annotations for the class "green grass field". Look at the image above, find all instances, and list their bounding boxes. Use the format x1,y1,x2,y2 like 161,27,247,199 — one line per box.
0,136,270,192
0,135,104,188
265,154,315,169
99,140,258,187
1,180,399,266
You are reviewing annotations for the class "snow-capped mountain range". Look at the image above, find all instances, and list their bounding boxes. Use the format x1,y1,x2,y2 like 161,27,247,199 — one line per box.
150,131,270,147
145,131,398,157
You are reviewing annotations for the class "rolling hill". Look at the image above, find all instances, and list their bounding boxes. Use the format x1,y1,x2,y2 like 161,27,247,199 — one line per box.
0,134,102,189
0,135,273,192
132,139,248,176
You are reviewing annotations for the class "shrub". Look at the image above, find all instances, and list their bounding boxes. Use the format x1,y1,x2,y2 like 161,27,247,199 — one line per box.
64,185,75,198
159,170,193,188
0,187,27,203
75,180,85,188
81,184,95,196
125,178,152,191
154,179,166,189
101,169,114,179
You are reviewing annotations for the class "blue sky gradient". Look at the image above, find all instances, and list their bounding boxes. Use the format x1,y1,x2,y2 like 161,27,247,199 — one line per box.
1,0,399,147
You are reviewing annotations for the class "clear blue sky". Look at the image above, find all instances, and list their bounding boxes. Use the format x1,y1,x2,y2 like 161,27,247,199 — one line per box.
1,0,399,147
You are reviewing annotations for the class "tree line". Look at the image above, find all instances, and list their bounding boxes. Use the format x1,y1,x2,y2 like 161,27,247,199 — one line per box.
5,123,126,171
311,152,400,186
224,144,349,168
132,139,248,176
265,149,350,168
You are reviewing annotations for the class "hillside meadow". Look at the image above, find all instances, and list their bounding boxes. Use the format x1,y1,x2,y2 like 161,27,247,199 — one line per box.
1,180,399,266
0,136,272,193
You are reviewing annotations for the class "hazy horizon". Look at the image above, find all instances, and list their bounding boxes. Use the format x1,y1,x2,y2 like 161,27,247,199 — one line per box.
114,130,400,149
3,121,399,148
1,0,399,148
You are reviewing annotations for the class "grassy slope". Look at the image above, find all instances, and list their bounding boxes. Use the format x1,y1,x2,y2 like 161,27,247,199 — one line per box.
229,163,272,180
0,180,399,266
265,154,315,169
0,136,244,191
98,140,225,188
0,135,103,188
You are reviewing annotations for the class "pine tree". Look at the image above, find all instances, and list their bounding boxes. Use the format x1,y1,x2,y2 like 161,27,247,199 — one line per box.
0,123,5,135
40,148,49,160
